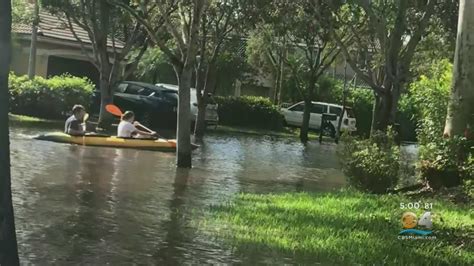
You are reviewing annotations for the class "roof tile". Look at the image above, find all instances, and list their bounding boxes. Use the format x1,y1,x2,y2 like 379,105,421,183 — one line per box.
13,10,124,49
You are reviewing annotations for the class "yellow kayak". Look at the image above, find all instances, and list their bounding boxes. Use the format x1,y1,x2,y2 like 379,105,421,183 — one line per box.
34,132,198,152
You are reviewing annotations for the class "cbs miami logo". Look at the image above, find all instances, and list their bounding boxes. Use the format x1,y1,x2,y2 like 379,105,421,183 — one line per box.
398,211,436,240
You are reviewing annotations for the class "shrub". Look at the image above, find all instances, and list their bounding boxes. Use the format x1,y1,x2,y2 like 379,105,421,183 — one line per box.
399,59,452,146
419,137,473,189
214,96,285,130
9,73,94,119
338,130,400,194
401,60,473,190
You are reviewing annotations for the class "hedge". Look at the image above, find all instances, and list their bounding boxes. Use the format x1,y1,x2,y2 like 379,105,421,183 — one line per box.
9,73,94,119
214,96,285,130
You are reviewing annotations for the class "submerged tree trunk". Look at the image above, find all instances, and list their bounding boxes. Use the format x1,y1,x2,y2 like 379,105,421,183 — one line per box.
176,65,193,168
163,66,194,168
444,0,474,137
300,98,312,143
0,0,20,263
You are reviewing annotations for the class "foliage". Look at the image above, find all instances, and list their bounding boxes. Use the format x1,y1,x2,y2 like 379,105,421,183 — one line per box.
338,130,400,194
400,60,452,149
44,0,147,126
214,44,250,95
348,88,374,137
12,0,33,24
134,47,169,83
203,190,473,265
419,137,473,189
331,0,437,131
214,96,284,130
9,73,94,119
399,59,473,190
463,154,474,198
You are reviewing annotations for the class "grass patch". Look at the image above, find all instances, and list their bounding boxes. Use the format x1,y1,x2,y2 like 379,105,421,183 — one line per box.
203,190,473,265
9,114,59,123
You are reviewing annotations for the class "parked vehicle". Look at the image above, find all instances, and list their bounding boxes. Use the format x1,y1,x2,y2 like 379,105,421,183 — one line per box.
281,101,357,137
156,83,219,127
93,81,178,128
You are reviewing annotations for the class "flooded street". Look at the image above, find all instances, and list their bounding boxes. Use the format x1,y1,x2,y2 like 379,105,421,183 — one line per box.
10,125,346,264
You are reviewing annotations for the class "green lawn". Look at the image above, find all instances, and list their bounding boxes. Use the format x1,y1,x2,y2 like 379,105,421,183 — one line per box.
8,114,57,123
203,190,473,265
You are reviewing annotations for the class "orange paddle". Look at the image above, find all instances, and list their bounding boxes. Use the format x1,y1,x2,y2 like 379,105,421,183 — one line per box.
106,104,123,117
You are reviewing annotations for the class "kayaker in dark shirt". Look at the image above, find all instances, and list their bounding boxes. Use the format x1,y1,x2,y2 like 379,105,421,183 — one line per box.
65,105,87,135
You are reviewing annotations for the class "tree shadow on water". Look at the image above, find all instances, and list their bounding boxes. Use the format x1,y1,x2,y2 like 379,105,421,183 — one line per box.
153,168,191,264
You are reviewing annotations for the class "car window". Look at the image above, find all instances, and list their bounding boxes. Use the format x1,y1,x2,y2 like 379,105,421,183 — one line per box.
138,87,155,96
311,104,327,114
329,106,342,116
124,84,143,95
117,83,128,93
289,103,304,112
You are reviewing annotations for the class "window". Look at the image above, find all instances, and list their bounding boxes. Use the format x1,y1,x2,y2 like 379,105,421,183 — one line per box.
138,87,155,96
311,104,327,114
289,103,304,112
116,83,128,93
329,106,342,116
124,84,143,95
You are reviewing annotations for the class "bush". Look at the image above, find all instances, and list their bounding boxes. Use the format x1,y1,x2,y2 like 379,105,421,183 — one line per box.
338,130,400,194
399,59,452,145
419,137,473,189
401,60,473,190
214,96,285,130
9,73,94,119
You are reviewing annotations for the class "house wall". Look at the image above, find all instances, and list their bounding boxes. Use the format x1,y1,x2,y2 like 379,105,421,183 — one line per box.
11,43,48,77
10,38,95,79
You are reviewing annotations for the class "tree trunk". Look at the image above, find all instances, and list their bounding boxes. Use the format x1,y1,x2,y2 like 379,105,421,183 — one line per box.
371,92,392,133
27,0,39,79
176,65,193,168
300,98,311,143
0,0,20,263
194,100,207,140
272,68,280,104
336,60,349,140
195,63,217,140
444,0,474,137
97,72,114,129
276,54,285,105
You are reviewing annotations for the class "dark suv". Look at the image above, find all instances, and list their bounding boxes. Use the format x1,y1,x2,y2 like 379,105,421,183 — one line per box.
93,81,178,128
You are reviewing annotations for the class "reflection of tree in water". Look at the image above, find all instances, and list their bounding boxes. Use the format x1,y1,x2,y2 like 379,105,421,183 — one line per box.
154,168,190,264
62,147,116,261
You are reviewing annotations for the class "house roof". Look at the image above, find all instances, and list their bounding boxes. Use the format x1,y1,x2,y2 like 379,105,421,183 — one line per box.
12,10,124,49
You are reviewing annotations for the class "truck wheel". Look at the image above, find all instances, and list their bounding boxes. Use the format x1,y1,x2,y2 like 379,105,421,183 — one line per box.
322,124,336,138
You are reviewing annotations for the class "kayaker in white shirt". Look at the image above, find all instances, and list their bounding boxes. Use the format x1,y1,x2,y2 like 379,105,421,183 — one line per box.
117,111,157,138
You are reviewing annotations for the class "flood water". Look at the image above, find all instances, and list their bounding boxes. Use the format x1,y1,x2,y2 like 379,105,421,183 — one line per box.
10,125,346,264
